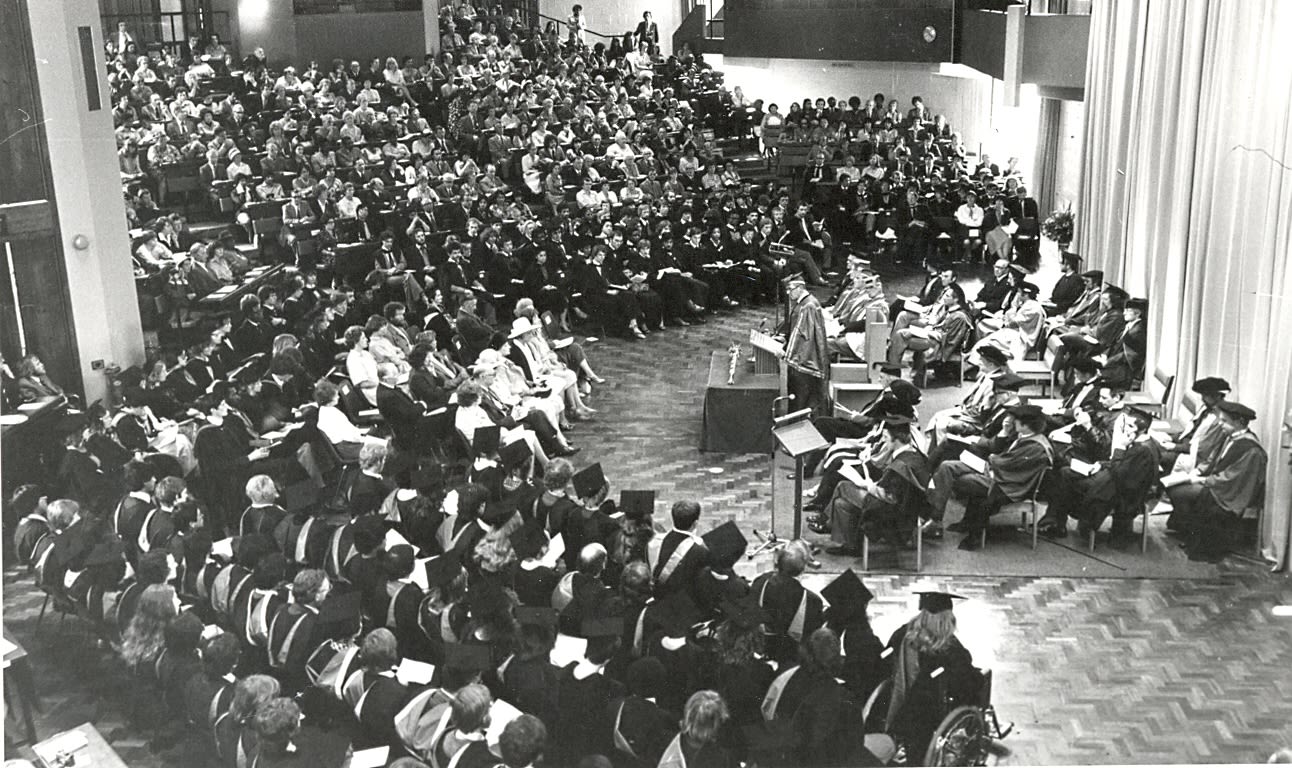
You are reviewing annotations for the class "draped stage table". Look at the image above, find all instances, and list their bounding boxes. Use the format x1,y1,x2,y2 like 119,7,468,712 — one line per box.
700,351,779,453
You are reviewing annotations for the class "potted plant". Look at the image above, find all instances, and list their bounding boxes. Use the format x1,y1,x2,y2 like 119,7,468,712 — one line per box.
1042,205,1075,249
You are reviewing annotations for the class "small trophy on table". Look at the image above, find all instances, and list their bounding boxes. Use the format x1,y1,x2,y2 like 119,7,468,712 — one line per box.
727,341,741,385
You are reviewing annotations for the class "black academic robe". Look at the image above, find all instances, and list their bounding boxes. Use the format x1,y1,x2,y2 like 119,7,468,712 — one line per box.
651,530,709,599
555,664,626,764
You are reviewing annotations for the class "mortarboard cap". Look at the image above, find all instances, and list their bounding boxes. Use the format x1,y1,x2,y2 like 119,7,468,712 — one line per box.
509,520,549,560
977,346,1011,366
877,363,903,377
1123,405,1155,427
423,555,463,591
442,641,494,672
1081,270,1104,282
619,490,656,520
1103,283,1128,300
1008,403,1044,420
472,425,501,455
1070,357,1098,375
1007,263,1028,276
572,463,607,499
498,439,532,469
1126,297,1149,313
1060,251,1083,267
480,497,518,528
916,590,964,614
992,373,1026,392
888,379,923,407
581,615,625,638
1216,401,1256,421
822,569,874,616
702,521,748,567
1191,377,1231,395
1017,281,1040,297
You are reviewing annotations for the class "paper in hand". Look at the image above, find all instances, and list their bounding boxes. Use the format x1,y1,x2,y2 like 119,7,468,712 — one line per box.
959,451,988,474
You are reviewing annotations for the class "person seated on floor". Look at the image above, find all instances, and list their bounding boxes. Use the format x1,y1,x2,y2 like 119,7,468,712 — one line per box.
1037,405,1161,547
1165,401,1268,563
925,345,1014,445
1154,376,1230,473
970,281,1045,365
928,403,1054,551
819,413,931,556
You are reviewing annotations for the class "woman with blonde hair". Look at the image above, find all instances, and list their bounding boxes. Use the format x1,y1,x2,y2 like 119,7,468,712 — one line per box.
658,690,736,767
120,583,178,671
883,592,983,764
214,674,281,765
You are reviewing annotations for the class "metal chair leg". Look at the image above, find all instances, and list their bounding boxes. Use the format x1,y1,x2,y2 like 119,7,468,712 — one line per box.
36,594,49,630
862,533,870,571
916,523,923,572
1030,501,1039,550
1141,504,1150,553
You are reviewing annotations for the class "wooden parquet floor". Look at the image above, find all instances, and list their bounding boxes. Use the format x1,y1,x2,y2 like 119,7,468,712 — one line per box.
7,275,1292,766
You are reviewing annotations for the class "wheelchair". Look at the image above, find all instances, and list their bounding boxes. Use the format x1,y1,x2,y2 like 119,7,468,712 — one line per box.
861,669,1012,767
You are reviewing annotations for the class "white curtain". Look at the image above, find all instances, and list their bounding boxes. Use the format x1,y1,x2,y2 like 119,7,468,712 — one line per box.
1077,0,1292,568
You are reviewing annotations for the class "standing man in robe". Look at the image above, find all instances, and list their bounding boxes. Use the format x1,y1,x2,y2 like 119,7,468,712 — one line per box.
777,277,830,415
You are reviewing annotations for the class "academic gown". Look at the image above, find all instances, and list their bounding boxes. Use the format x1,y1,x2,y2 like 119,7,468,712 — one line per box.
883,624,982,767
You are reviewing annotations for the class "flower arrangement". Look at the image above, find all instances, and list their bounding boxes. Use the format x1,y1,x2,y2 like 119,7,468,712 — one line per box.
1041,205,1075,244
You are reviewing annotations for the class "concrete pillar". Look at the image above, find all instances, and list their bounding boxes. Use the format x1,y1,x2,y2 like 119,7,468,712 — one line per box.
424,0,441,57
27,0,145,405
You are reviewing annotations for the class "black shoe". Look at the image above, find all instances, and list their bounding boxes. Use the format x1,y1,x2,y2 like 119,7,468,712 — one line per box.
553,445,581,457
957,534,982,551
1038,524,1067,538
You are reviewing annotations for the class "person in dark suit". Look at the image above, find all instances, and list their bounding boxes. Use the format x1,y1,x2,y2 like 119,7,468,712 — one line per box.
578,244,648,339
889,264,953,324
1100,297,1148,389
232,295,275,358
374,363,424,454
1007,185,1040,220
1048,252,1086,315
455,293,495,367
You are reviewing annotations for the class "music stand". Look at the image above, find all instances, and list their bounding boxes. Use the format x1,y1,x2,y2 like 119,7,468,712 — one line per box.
752,405,829,556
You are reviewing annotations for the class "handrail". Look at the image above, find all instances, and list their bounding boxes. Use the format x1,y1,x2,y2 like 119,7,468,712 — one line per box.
534,11,621,42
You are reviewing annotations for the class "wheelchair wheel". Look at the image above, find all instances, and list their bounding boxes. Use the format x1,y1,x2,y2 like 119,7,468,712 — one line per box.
922,705,989,767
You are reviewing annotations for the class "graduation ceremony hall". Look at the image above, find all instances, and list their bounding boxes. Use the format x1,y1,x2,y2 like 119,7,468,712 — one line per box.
2,0,1291,765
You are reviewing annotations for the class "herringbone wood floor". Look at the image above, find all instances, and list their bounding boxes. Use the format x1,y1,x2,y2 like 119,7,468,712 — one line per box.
6,268,1292,766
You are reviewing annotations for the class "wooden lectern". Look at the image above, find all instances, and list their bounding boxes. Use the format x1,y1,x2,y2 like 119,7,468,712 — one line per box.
749,329,788,397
